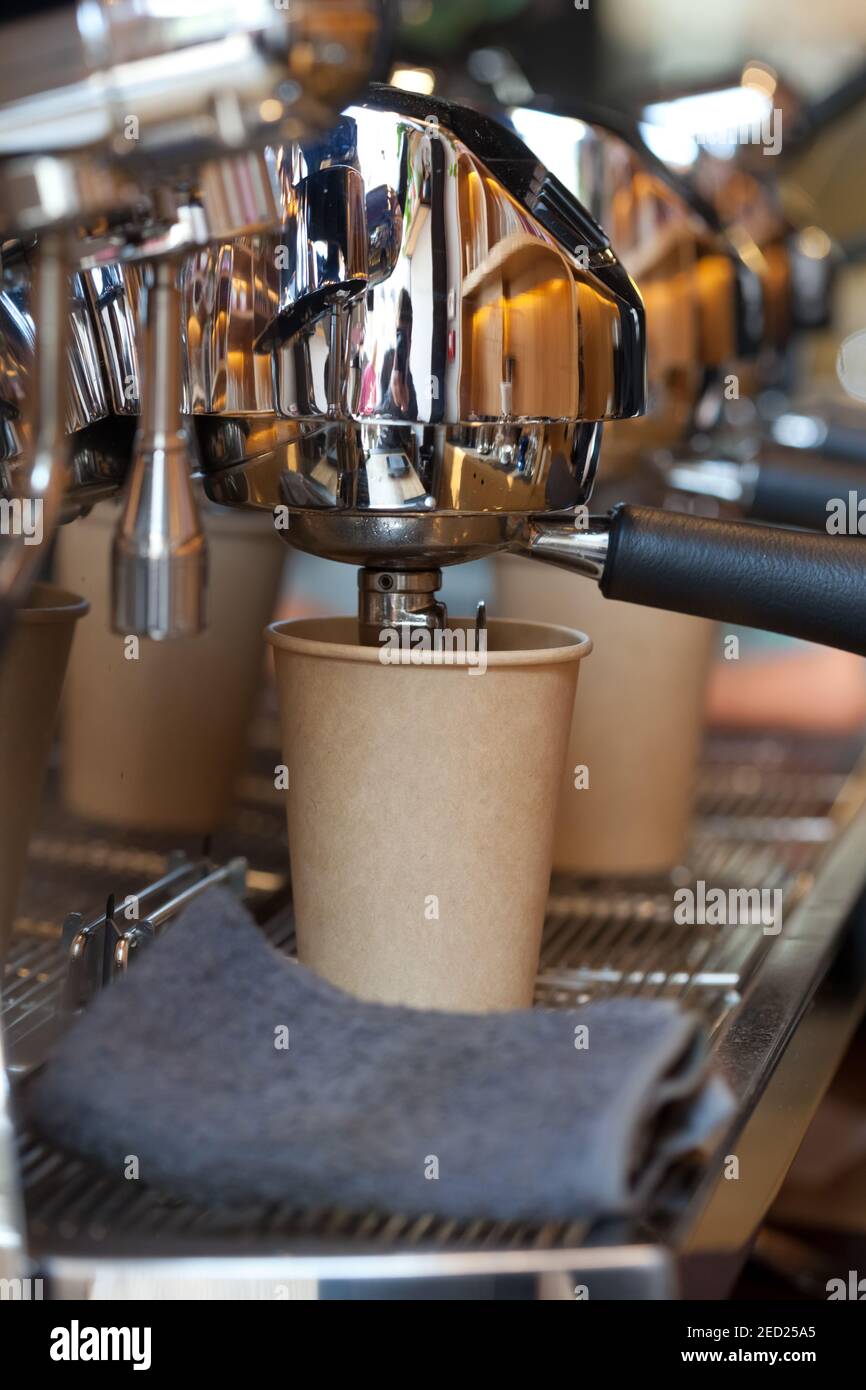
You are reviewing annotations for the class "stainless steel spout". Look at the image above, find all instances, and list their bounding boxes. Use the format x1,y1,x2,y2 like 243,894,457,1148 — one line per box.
358,568,447,645
112,259,205,639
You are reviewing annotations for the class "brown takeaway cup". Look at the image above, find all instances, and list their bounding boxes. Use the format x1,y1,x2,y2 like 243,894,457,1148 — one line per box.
266,615,591,1011
494,555,715,878
57,501,285,833
0,582,89,963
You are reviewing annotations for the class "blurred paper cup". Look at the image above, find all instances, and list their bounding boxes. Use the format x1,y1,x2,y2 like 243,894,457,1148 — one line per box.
0,582,88,961
494,555,715,878
266,615,591,1011
57,501,285,833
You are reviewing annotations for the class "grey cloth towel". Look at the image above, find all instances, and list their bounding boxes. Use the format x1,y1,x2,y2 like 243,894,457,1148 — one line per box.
28,888,732,1225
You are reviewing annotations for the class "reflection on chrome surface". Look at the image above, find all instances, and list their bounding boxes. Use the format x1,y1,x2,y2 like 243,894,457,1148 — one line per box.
506,107,762,473
186,89,643,536
183,94,644,430
198,416,603,522
0,256,116,465
2,88,646,551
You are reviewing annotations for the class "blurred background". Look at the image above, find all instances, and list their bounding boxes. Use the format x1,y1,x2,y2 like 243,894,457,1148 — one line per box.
394,0,864,101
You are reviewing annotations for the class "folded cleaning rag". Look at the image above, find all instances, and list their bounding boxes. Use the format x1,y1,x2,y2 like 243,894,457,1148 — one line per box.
27,888,733,1226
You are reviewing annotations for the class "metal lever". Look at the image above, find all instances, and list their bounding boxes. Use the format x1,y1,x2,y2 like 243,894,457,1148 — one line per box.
62,855,202,1016
61,853,248,1022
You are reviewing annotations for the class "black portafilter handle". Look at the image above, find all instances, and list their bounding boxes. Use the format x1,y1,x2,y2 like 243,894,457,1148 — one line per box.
601,504,866,656
746,456,866,533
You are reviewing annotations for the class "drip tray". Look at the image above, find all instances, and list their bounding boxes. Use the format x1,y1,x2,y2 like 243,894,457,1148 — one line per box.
4,731,866,1289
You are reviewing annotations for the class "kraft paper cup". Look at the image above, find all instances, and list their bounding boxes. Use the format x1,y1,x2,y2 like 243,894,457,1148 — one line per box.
266,615,591,1011
57,501,285,833
494,555,715,878
0,583,89,963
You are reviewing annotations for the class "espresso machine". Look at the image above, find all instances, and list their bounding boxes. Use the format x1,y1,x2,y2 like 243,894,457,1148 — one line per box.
4,50,866,652
630,71,866,527
3,1,866,1301
184,87,866,655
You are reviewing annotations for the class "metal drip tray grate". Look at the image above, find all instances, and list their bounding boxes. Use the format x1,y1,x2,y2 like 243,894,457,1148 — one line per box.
537,886,768,1032
3,731,864,1267
18,1130,593,1260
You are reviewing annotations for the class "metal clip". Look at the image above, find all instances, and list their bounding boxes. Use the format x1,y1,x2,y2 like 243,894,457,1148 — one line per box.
61,851,247,1018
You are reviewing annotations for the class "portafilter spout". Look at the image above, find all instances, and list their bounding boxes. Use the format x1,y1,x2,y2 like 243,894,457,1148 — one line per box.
358,568,447,646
